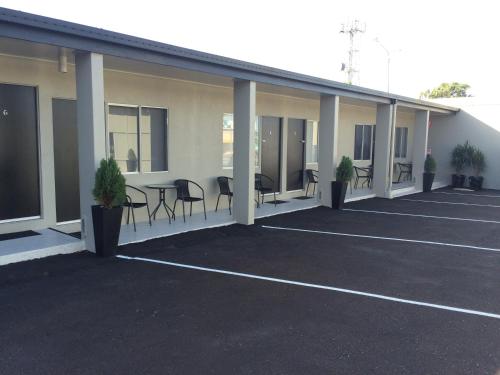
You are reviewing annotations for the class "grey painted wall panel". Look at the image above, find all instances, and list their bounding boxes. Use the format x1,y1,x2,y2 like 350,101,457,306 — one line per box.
0,83,40,221
52,98,80,222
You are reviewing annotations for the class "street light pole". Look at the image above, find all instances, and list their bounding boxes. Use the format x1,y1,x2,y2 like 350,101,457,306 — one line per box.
386,54,390,94
374,38,390,93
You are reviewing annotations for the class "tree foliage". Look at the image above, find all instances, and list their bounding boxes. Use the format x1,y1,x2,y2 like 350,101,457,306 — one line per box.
336,156,353,182
450,141,486,176
451,143,468,174
420,82,470,99
470,147,486,176
93,158,126,209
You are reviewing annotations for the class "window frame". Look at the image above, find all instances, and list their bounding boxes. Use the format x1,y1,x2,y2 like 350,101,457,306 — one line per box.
255,116,261,169
106,103,169,175
140,105,169,174
221,113,261,170
353,124,375,161
222,112,234,170
306,120,319,164
394,126,408,159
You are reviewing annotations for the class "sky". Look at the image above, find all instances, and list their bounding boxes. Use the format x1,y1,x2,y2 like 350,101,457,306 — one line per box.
1,0,498,99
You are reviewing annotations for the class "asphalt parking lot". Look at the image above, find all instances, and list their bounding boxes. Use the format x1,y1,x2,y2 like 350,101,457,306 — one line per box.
1,187,500,374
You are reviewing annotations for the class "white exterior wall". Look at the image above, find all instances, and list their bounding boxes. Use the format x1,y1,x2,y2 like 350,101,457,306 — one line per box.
0,54,320,233
338,103,376,167
393,108,416,181
429,98,500,189
337,104,416,166
256,92,320,199
394,108,416,162
104,68,233,222
0,55,76,234
337,103,417,186
0,52,447,236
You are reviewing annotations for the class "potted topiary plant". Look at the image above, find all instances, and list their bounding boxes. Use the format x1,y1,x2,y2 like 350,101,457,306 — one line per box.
423,154,436,192
92,158,126,257
468,147,486,190
331,156,353,209
126,148,138,172
451,143,466,188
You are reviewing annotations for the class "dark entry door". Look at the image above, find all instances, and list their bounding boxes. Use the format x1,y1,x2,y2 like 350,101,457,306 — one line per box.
260,116,281,192
287,118,306,191
52,99,80,222
0,84,40,221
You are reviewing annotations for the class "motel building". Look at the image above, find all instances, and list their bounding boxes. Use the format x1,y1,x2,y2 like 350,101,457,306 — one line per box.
0,7,460,265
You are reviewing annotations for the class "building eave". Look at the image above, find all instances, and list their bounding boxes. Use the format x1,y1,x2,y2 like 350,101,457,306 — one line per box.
0,7,458,114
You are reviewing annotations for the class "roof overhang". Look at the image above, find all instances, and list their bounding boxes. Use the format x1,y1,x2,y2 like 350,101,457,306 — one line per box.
0,7,458,114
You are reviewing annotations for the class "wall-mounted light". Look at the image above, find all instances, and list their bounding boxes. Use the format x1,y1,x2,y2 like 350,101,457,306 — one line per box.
58,47,68,73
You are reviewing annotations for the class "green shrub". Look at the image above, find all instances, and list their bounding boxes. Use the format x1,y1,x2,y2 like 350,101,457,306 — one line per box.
93,158,126,209
452,141,486,176
336,156,353,183
424,154,436,173
462,141,475,168
451,143,466,174
470,147,486,176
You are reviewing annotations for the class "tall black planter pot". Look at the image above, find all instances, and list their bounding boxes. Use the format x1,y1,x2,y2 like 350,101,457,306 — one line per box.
423,173,435,192
91,205,123,257
469,176,484,191
331,181,348,210
451,174,466,188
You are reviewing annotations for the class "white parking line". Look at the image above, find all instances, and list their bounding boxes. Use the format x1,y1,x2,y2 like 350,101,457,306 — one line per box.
261,225,500,254
401,198,500,208
433,191,500,198
343,208,500,224
116,254,500,320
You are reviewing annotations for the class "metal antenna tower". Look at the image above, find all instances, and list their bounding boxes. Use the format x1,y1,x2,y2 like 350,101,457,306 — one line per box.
340,20,366,85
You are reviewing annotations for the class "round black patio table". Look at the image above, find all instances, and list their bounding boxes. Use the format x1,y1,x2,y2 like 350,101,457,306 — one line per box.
146,184,177,223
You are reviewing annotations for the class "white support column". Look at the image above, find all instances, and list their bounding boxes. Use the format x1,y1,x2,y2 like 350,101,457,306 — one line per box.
75,52,107,252
318,95,339,207
412,110,430,190
373,103,397,198
233,80,256,225
280,117,288,193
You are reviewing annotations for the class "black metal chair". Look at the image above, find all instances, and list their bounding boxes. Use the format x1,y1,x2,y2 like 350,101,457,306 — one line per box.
215,176,233,214
123,185,152,232
397,162,413,182
305,169,319,197
255,173,277,207
173,179,207,222
353,166,373,189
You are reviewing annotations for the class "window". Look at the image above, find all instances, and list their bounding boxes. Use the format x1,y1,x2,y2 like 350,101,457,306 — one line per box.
222,113,260,169
222,113,234,168
354,124,374,161
394,127,408,158
140,107,168,172
254,117,261,168
306,120,319,163
108,104,168,173
108,105,139,172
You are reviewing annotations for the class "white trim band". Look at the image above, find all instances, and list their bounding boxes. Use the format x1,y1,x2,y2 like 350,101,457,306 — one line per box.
343,208,500,224
116,255,500,320
433,191,500,198
261,225,500,254
400,199,500,208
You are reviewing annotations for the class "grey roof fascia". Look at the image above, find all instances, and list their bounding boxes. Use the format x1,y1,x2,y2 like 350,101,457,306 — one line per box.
0,7,458,113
